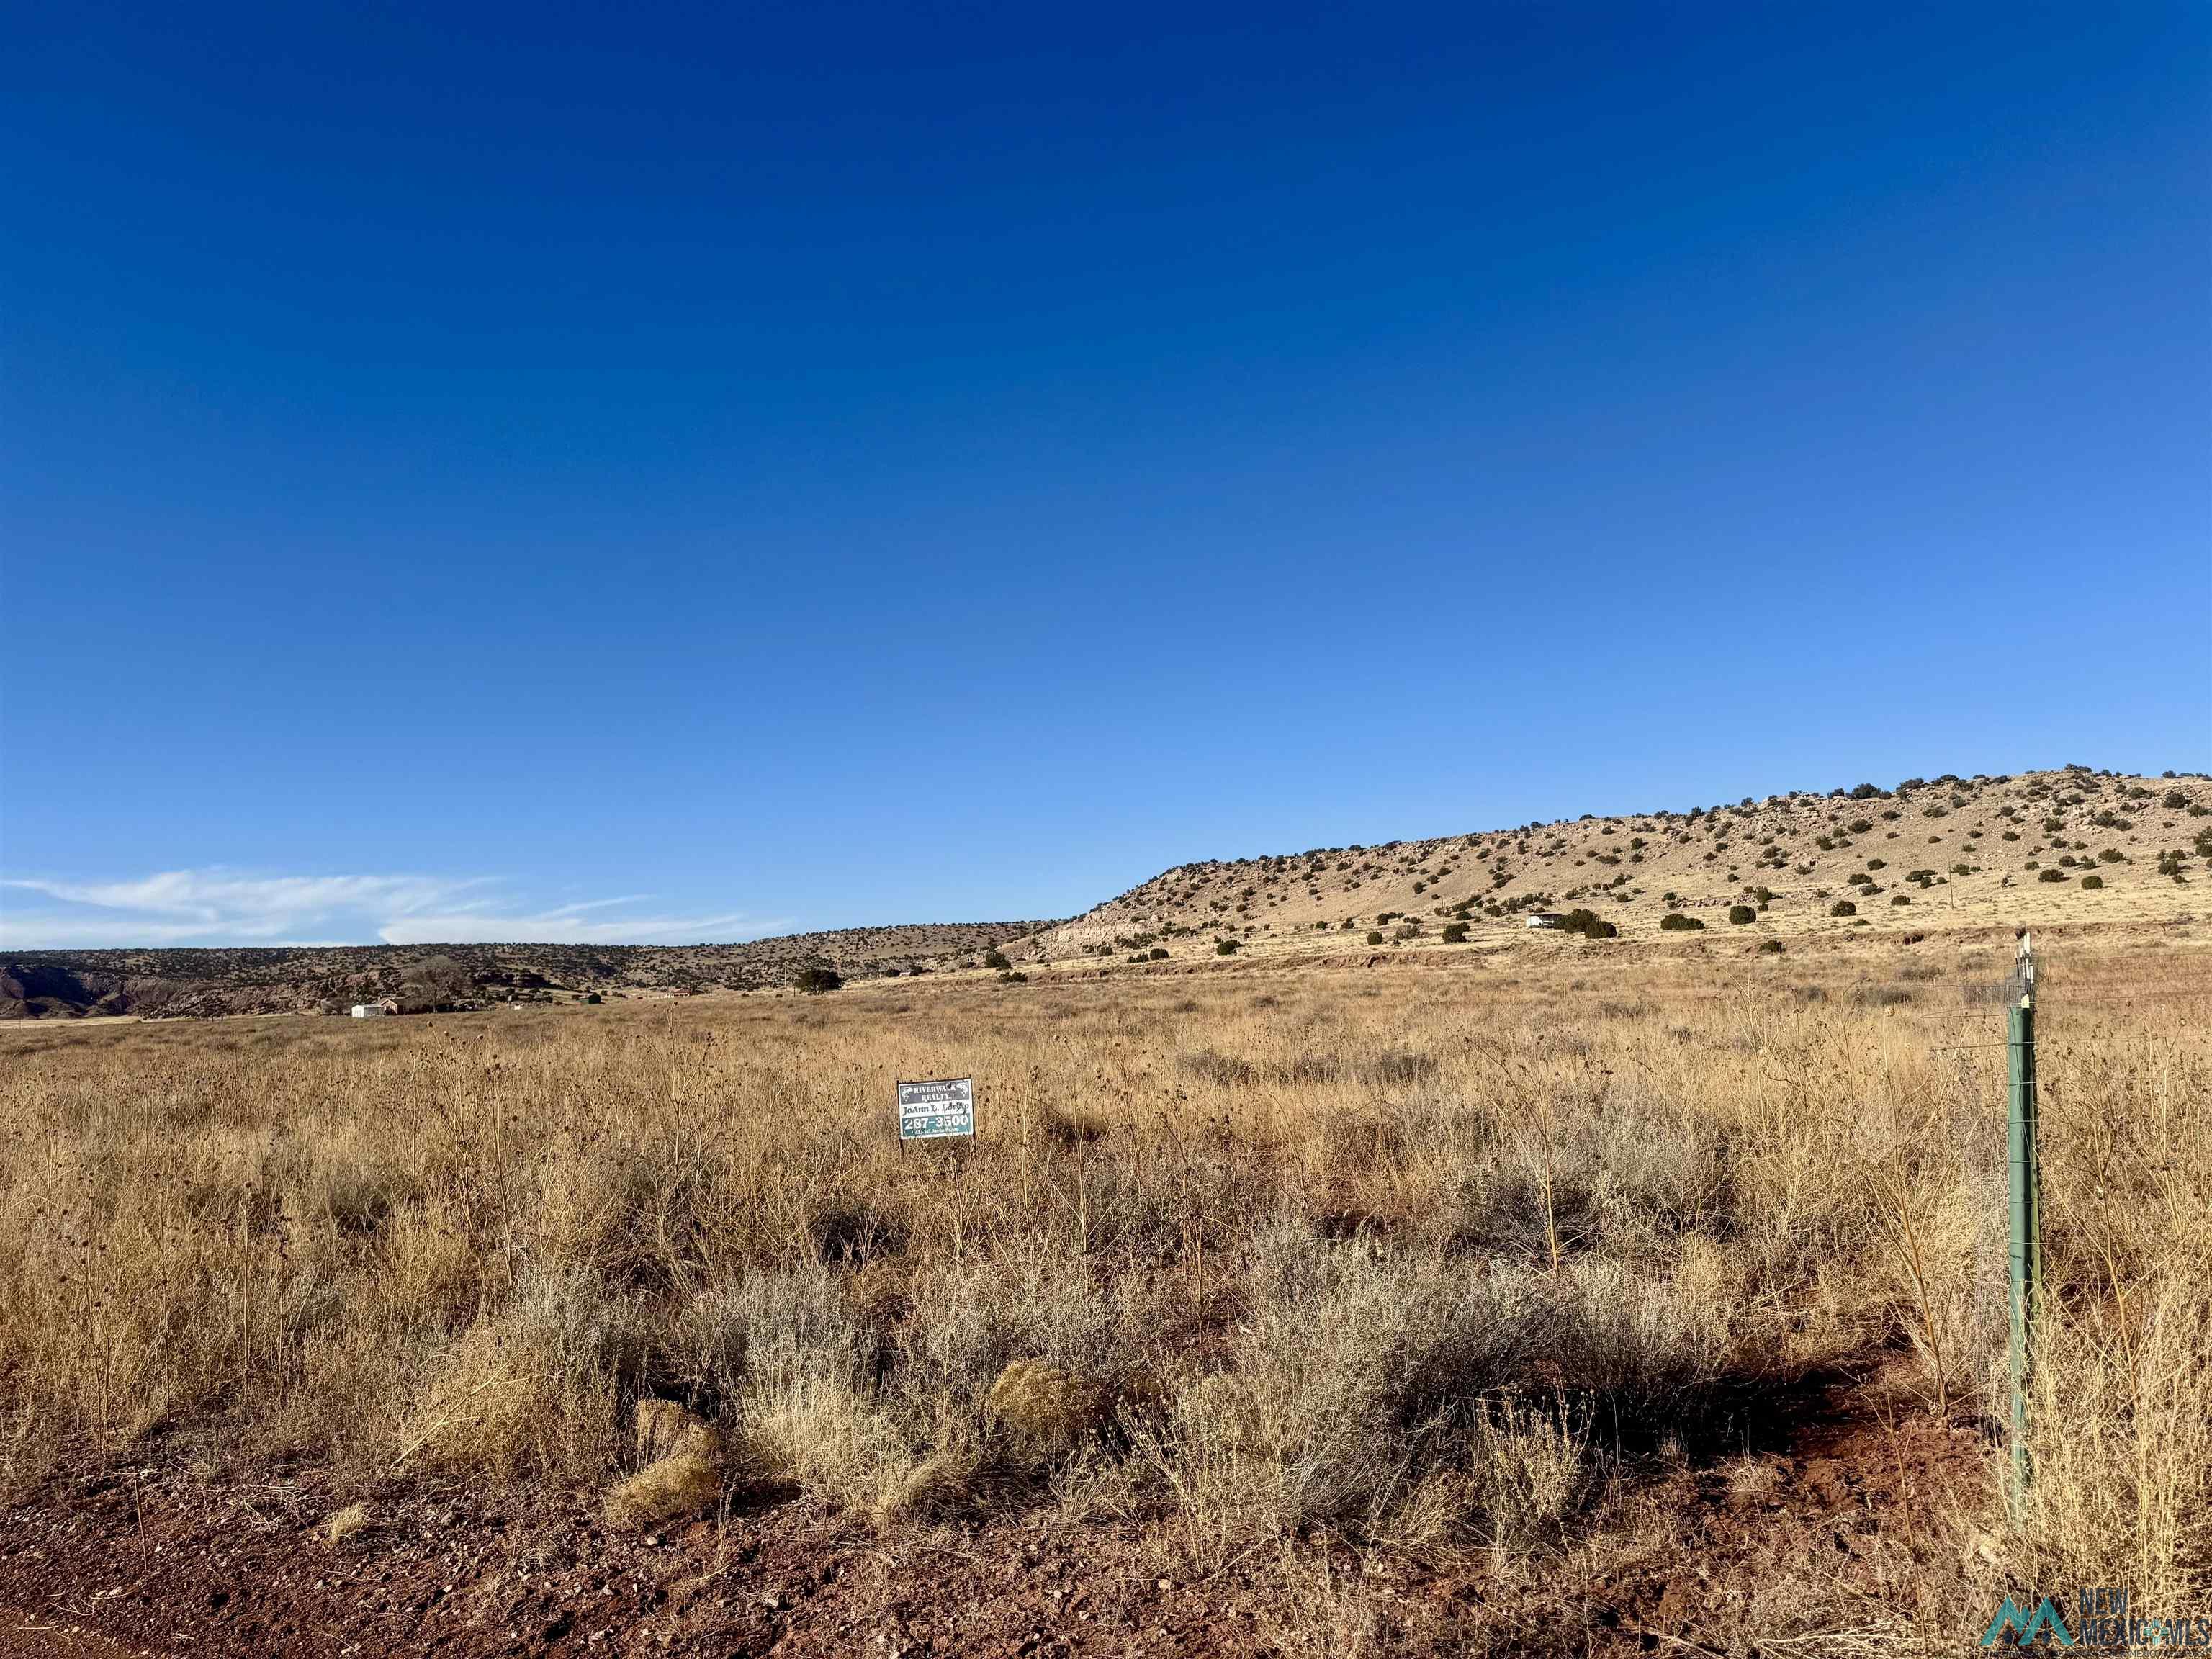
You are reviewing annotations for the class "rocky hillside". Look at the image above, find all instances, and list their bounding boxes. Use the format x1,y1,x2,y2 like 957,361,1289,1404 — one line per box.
12,767,2208,1015
1032,768,2211,959
0,921,1053,1020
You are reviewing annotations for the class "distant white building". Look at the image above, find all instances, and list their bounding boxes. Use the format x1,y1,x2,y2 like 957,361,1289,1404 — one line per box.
349,1002,389,1018
1525,912,1565,930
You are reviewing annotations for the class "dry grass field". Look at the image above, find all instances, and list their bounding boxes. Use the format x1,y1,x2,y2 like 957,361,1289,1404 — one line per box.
1,927,2208,1655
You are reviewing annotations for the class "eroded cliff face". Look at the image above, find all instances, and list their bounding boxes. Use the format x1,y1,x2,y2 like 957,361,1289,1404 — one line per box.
0,922,1059,1019
0,962,130,1018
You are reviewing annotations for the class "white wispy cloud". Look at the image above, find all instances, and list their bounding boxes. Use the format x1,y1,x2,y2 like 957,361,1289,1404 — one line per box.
374,905,781,946
0,869,788,948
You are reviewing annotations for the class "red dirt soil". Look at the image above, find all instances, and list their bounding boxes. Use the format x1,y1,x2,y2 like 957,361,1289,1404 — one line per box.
0,1372,1990,1658
0,1609,149,1659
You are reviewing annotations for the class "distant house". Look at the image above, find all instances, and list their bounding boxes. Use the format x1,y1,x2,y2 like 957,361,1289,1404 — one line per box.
1525,913,1565,930
349,1001,395,1018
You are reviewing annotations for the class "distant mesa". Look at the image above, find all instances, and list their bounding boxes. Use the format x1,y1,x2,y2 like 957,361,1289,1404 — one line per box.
7,766,2205,1018
0,921,1052,1020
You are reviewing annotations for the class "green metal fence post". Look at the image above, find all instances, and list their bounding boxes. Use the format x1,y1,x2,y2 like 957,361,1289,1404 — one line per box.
2006,936,2039,1498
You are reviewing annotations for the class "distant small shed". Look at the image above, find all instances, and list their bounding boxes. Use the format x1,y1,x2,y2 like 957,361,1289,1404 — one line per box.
349,1002,390,1018
1525,912,1565,930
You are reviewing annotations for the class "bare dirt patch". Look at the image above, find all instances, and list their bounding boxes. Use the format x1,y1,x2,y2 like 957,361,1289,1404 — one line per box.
0,1365,1988,1658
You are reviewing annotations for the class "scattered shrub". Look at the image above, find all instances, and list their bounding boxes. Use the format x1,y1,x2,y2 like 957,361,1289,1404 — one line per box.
606,1449,721,1529
1726,905,1755,925
983,1360,1122,1463
323,1502,375,1547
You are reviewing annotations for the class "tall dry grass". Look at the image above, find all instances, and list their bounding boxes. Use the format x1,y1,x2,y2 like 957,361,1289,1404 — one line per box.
0,940,2204,1634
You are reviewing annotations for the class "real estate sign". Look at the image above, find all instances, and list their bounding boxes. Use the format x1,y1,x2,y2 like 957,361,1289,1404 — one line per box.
896,1076,975,1141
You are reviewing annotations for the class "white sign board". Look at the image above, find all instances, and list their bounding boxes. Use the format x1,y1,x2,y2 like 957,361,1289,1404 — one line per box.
897,1077,975,1141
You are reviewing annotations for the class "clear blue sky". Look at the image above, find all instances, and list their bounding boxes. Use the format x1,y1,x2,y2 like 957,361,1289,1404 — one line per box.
4,3,2207,946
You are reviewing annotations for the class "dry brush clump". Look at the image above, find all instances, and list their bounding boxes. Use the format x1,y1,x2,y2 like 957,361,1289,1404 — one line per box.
605,1399,727,1529
1,940,2206,1633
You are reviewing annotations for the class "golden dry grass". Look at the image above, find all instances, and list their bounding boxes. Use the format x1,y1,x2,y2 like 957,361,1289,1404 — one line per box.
604,1449,722,1530
320,1499,373,1547
1,931,2205,1642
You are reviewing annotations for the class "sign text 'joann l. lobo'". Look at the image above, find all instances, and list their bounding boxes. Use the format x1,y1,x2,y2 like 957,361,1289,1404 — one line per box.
896,1077,975,1141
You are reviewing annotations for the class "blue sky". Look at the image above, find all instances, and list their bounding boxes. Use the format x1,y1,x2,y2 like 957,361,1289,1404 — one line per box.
4,3,2207,947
